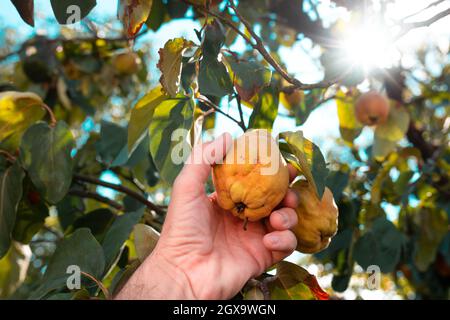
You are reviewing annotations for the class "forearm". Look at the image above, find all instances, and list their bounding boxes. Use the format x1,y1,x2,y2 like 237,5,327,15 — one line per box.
114,250,195,300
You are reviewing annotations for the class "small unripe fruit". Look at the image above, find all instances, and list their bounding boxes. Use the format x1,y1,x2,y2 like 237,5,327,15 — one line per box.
354,91,390,126
112,52,141,75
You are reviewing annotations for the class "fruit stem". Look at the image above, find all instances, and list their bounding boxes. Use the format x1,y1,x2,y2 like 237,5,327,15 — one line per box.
243,218,249,231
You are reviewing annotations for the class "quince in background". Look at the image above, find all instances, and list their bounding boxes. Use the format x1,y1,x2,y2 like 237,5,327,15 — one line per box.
292,180,338,253
354,91,390,126
112,52,142,75
213,129,289,222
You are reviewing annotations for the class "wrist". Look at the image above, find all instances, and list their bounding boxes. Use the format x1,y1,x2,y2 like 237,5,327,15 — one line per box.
115,249,196,300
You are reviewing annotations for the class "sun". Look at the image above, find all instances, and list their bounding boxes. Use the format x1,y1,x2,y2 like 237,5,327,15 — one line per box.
341,24,399,72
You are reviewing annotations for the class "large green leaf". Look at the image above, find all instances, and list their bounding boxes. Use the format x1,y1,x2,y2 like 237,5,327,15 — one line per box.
0,162,25,258
149,96,194,184
0,91,46,151
280,131,328,199
72,208,115,242
198,56,233,98
248,84,279,130
50,0,96,24
102,208,145,274
128,86,167,154
353,217,405,273
145,0,167,31
30,228,105,299
20,121,75,204
133,223,159,262
225,56,272,101
157,38,195,97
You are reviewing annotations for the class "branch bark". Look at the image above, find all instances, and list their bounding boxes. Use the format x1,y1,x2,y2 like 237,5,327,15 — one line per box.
68,189,124,211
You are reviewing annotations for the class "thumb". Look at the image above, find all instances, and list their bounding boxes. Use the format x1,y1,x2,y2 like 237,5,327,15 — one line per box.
172,132,232,197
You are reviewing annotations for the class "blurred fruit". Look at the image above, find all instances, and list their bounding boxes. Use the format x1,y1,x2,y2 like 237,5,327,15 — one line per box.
112,52,142,75
213,129,289,222
354,91,390,126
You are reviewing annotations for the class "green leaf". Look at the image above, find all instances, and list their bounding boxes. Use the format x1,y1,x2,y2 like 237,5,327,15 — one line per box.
372,135,397,161
336,90,363,143
157,38,195,97
145,0,167,31
198,56,233,97
248,84,279,130
414,208,448,272
353,217,405,273
118,0,152,37
50,0,96,24
20,121,75,204
202,20,226,56
96,121,127,166
280,131,328,199
375,104,410,142
12,185,49,244
0,162,25,258
225,56,272,101
326,169,350,201
128,86,167,154
0,91,46,151
10,0,34,27
30,228,105,299
149,96,194,184
56,195,85,231
72,209,115,241
102,208,145,274
0,241,31,298
133,223,159,262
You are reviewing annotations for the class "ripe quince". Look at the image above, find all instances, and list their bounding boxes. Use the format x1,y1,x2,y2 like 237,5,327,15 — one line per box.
354,91,390,126
292,180,338,253
112,52,141,75
212,129,289,222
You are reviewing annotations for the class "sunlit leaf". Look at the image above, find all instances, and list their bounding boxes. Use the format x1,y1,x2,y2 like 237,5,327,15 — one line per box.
117,0,152,37
133,223,159,262
375,103,410,142
372,135,397,161
336,90,363,143
248,83,279,130
128,86,167,154
0,163,25,258
0,241,31,298
19,121,75,204
149,96,194,184
280,131,328,199
157,38,195,97
0,91,46,151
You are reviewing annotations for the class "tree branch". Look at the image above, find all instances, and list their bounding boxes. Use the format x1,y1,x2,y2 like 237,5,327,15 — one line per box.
197,95,246,132
68,189,124,211
73,173,164,214
397,7,450,38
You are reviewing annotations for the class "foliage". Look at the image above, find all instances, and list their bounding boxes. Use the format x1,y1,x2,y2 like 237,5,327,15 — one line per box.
0,0,449,300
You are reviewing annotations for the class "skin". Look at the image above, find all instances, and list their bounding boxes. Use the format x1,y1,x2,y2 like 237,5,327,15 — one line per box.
115,133,299,300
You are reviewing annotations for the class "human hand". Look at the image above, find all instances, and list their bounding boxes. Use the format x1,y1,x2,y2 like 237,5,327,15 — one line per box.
115,133,299,300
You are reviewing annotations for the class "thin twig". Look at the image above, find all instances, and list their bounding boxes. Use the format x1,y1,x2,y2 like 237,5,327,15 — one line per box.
80,271,112,300
235,93,246,131
73,173,164,214
397,7,450,39
197,95,246,131
68,189,124,211
399,0,446,22
42,103,57,127
0,150,17,162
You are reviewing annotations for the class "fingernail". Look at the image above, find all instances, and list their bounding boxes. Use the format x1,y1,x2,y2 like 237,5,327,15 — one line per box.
267,234,279,246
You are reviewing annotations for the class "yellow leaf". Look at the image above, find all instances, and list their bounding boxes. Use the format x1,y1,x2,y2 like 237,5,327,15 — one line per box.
0,91,46,150
118,0,153,38
375,103,410,142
